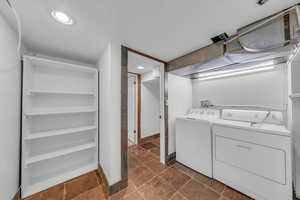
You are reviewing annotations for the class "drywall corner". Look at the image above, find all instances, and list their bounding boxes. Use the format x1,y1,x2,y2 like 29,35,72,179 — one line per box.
0,13,21,200
167,73,192,154
98,40,122,186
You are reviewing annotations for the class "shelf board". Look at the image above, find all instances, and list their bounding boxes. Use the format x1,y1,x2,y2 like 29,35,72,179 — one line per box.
24,55,97,73
26,142,96,166
22,162,97,198
25,126,97,140
25,107,97,116
28,89,95,96
290,93,300,98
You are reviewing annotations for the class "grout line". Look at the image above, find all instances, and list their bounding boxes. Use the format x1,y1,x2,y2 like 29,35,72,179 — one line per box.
172,163,197,178
136,189,146,200
169,191,188,200
129,143,174,198
153,166,191,194
174,163,226,196
63,182,66,200
132,156,170,191
191,175,225,196
129,144,193,200
176,179,193,199
142,157,170,175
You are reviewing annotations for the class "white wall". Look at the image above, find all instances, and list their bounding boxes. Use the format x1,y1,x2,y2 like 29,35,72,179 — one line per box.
98,41,121,185
0,14,21,200
192,64,288,109
168,74,192,154
141,73,160,138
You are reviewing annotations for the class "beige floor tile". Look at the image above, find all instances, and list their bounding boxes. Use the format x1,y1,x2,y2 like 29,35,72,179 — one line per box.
159,167,191,190
180,180,220,200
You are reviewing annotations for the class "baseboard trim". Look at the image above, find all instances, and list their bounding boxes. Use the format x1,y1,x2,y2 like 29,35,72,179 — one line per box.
166,152,176,165
11,188,21,200
97,164,109,196
140,133,160,144
97,164,128,196
109,179,128,195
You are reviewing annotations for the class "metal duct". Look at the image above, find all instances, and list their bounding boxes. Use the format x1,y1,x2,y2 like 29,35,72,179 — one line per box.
167,43,225,72
168,4,300,78
225,5,300,57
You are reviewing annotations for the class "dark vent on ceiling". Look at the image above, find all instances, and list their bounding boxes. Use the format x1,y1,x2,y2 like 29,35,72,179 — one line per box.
257,0,269,6
211,33,229,43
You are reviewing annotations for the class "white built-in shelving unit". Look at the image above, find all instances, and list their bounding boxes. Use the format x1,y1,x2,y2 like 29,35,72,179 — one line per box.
21,55,98,198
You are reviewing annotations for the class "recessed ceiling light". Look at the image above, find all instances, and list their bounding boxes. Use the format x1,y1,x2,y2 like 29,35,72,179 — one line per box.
137,66,144,70
51,10,74,25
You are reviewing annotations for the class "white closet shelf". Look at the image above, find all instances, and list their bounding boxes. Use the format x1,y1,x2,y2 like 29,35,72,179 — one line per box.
24,55,97,73
28,89,95,95
25,107,97,116
22,162,97,198
25,126,97,140
25,142,96,166
290,93,300,98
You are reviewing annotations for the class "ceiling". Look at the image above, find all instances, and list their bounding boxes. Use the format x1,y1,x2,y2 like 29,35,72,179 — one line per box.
128,52,161,74
0,0,299,65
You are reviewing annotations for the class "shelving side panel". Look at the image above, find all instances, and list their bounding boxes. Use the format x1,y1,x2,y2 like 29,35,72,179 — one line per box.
22,58,34,190
94,71,99,165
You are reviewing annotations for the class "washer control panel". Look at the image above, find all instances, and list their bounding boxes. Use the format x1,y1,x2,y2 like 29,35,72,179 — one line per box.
187,108,220,119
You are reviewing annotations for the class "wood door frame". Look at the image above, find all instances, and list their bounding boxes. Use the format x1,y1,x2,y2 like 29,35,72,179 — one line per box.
121,46,169,182
127,72,141,144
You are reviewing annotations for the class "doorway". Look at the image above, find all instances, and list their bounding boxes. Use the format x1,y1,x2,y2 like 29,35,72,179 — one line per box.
128,73,137,146
127,51,164,152
120,46,169,188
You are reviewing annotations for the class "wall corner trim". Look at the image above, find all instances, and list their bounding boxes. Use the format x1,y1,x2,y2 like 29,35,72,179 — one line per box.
166,152,176,165
97,164,128,196
11,188,21,200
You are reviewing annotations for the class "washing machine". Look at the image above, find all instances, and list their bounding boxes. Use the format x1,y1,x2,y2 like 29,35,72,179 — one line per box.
175,108,220,177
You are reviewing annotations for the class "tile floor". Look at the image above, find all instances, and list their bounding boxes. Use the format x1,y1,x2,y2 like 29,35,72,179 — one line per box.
25,136,291,200
128,140,135,147
24,171,106,200
117,137,254,200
